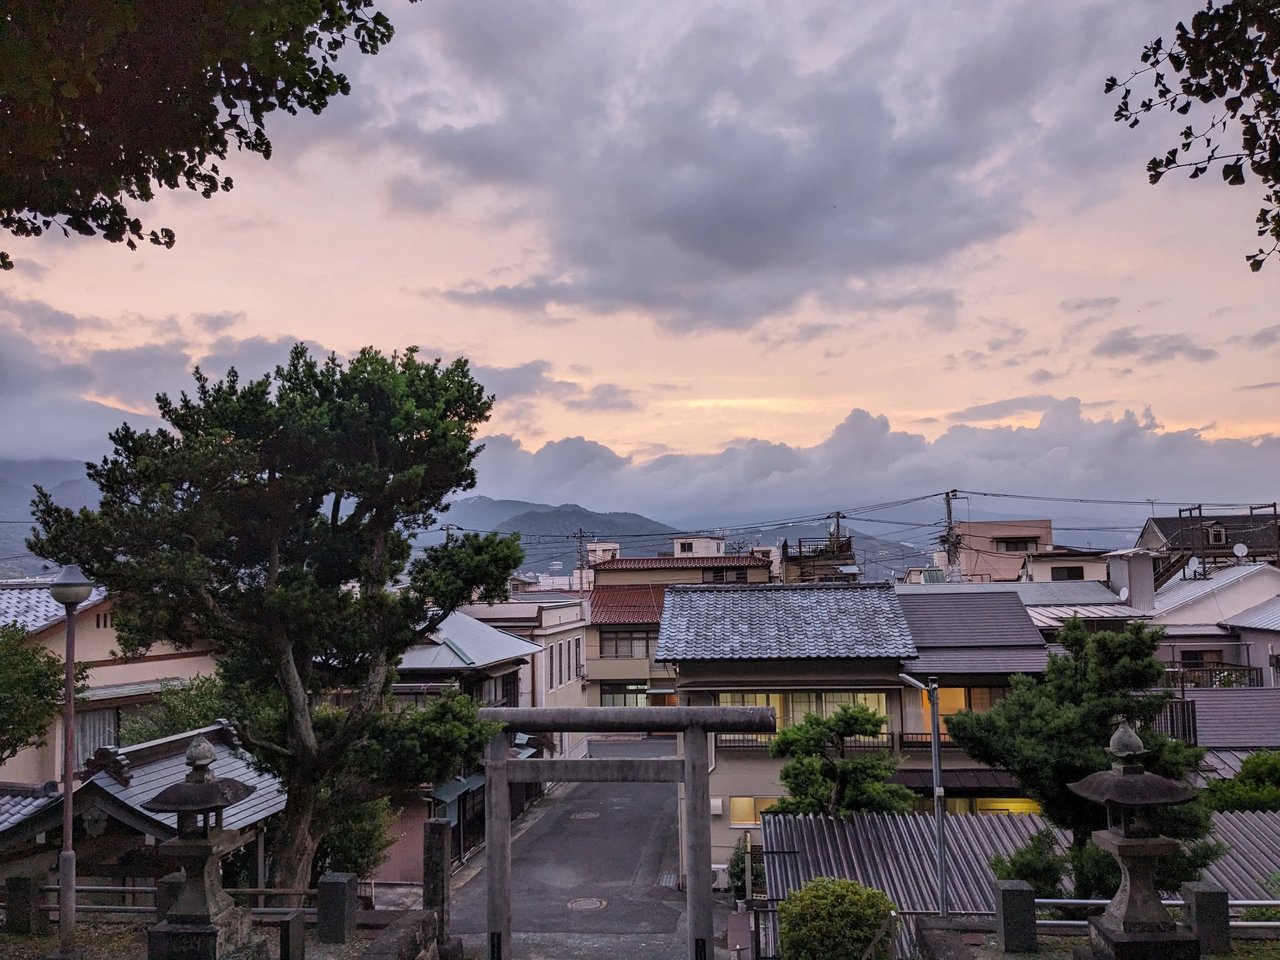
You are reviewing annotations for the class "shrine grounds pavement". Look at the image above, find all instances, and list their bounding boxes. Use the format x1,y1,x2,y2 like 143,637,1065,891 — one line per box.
379,737,738,960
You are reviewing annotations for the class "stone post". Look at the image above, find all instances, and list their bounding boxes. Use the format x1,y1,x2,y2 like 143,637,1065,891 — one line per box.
994,879,1037,953
683,725,713,960
154,870,184,921
1180,881,1230,955
423,817,452,941
485,732,513,960
317,871,357,944
5,874,49,935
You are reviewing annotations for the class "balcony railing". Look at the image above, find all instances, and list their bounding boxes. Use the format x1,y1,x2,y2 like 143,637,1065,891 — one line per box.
1160,664,1264,690
715,731,941,753
898,731,964,751
1149,697,1197,745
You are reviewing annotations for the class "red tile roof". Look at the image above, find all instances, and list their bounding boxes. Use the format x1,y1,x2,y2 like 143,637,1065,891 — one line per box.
592,555,770,571
590,584,667,625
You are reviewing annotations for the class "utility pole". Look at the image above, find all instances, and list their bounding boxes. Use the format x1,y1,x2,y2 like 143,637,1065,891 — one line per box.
826,510,846,540
570,528,592,596
943,490,963,583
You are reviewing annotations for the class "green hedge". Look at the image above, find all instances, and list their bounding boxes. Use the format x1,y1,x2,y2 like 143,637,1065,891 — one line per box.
779,877,896,960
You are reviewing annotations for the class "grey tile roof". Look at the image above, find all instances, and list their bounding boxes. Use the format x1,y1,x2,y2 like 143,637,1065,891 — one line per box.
1221,594,1280,631
897,592,1043,647
896,580,1122,606
1185,688,1280,748
655,583,915,662
0,581,109,633
0,786,57,833
905,647,1050,675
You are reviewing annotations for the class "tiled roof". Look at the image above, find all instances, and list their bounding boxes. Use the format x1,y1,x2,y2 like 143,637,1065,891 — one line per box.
592,555,770,571
905,647,1049,675
399,612,541,672
892,768,1020,791
590,584,666,625
897,592,1042,647
0,786,57,833
1026,604,1144,629
1221,594,1280,631
1185,688,1280,748
655,583,915,662
0,581,109,633
1154,563,1279,616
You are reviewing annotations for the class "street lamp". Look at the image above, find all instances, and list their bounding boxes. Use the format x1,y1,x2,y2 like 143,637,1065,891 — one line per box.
50,564,93,959
900,672,948,918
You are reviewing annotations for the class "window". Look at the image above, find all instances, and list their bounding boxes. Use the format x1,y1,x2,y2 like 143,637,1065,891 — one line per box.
574,637,583,677
728,796,778,826
994,538,1038,552
1181,650,1224,667
545,647,553,693
599,629,656,659
93,612,114,630
1207,525,1227,546
702,568,747,584
75,707,118,769
679,541,694,553
501,671,519,708
558,643,564,687
716,691,888,728
600,682,647,707
1050,566,1085,581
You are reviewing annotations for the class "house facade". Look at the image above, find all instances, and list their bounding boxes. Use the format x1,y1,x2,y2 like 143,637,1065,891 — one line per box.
0,580,216,785
655,582,1049,866
945,519,1054,582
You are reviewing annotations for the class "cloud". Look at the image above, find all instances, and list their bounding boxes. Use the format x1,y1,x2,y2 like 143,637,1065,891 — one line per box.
1240,381,1280,392
1091,327,1218,364
1230,325,1280,350
191,311,244,333
946,395,1064,422
0,290,106,336
563,384,638,412
1060,296,1119,313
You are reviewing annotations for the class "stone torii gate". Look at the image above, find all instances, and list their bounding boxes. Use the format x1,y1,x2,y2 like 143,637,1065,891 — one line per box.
477,706,776,960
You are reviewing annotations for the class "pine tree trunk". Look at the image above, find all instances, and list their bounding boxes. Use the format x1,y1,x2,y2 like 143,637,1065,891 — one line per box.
270,790,321,899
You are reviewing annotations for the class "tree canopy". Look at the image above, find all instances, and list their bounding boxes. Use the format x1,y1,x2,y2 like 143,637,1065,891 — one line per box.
768,704,915,817
0,622,81,764
947,619,1219,897
1107,1,1280,270
29,343,523,887
0,1,415,270
1204,749,1280,811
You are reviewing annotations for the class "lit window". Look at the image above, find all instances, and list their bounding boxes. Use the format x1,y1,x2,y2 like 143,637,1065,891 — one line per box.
728,796,778,826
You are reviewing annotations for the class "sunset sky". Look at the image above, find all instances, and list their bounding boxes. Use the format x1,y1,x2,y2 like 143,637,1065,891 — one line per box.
3,0,1280,527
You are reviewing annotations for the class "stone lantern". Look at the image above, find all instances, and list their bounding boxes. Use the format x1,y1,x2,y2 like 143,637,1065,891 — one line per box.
1067,720,1200,960
142,736,263,960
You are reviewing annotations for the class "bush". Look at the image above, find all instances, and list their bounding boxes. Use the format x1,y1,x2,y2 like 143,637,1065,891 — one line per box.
990,828,1067,898
779,877,896,960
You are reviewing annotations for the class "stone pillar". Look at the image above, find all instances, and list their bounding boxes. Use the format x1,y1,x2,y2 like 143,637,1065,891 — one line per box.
155,870,184,921
1180,881,1230,955
994,879,1037,953
423,817,452,941
277,909,306,960
683,725,713,960
317,871,357,944
4,874,49,935
485,732,513,960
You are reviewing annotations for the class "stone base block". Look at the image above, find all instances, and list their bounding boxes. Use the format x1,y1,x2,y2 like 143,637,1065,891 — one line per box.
147,913,262,960
1086,916,1200,960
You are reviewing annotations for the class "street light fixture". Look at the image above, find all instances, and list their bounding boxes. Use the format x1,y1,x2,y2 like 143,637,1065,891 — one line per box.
899,672,948,918
50,564,93,959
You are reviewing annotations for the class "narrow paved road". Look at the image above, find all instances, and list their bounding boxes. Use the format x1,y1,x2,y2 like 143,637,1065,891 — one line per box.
450,738,734,959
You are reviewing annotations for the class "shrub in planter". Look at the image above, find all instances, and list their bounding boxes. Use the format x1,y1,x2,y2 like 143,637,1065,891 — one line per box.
779,877,895,960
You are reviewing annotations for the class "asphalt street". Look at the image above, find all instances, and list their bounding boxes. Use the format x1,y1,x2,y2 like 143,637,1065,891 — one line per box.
449,737,735,959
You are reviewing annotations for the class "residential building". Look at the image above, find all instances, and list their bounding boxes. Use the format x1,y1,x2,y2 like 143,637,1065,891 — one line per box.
0,580,216,784
1018,545,1109,583
942,519,1054,582
1136,504,1280,588
779,534,859,583
585,550,771,711
655,582,1050,866
673,536,725,557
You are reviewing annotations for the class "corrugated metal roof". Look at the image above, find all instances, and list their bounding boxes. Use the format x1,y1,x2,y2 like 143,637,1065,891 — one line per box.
589,584,666,625
593,555,771,571
1154,564,1276,616
399,612,541,672
897,592,1043,647
0,582,109,633
1026,604,1146,629
1189,749,1255,786
762,810,1280,909
1185,688,1280,748
897,581,1122,606
1222,595,1280,632
655,583,915,662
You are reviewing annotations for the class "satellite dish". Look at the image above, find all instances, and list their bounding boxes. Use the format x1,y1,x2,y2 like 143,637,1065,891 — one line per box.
1233,542,1249,558
1187,556,1201,572
1119,586,1130,603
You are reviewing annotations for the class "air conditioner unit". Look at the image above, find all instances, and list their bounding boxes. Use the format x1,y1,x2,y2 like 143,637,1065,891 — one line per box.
711,865,731,891
709,797,723,816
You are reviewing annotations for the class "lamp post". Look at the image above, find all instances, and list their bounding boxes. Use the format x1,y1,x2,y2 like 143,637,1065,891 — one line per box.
900,673,948,917
50,564,93,959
